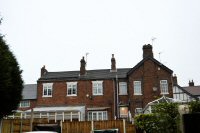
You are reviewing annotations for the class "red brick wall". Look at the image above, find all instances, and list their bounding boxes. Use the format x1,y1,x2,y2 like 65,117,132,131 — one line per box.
37,79,115,120
36,59,173,119
128,59,173,115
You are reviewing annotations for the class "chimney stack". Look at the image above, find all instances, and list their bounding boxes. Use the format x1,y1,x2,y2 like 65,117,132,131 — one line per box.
172,74,178,85
80,56,86,75
189,80,194,86
41,65,48,77
143,44,153,58
111,54,117,72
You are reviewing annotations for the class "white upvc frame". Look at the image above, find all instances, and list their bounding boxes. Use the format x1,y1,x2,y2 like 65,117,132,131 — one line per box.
134,81,142,95
66,82,77,96
43,83,53,97
119,82,128,95
92,81,103,95
88,111,107,121
135,108,143,114
160,80,169,94
19,100,30,108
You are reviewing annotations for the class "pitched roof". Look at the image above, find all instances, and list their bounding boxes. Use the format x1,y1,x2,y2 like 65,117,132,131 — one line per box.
182,86,200,96
22,84,37,100
127,56,173,75
38,68,131,81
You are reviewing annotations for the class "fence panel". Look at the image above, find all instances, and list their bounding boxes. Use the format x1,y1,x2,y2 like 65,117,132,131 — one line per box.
1,119,12,133
126,123,136,133
1,119,135,133
1,118,50,133
62,121,91,133
94,120,124,132
62,120,136,133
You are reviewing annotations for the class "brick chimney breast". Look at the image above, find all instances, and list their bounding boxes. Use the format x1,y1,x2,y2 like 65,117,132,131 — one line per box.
172,74,178,85
80,56,86,75
111,54,117,72
143,44,154,58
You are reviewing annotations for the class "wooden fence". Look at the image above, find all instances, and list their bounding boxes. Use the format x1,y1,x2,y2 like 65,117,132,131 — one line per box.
0,118,49,133
1,119,135,133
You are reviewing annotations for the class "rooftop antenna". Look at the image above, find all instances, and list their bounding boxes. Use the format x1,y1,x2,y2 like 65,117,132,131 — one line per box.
159,52,162,63
151,37,156,47
85,52,89,68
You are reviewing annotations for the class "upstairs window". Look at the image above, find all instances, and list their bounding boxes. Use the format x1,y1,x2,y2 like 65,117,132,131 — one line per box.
119,82,127,95
92,81,103,95
43,83,53,97
160,80,169,94
134,81,142,95
19,100,30,108
67,82,77,96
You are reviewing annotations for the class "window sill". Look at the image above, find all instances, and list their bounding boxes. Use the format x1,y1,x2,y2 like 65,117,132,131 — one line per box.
93,94,103,96
66,95,77,97
134,94,142,96
161,93,169,95
119,94,128,96
42,96,52,98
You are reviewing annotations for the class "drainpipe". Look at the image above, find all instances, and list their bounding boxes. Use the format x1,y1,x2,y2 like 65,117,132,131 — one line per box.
113,79,116,119
116,75,119,118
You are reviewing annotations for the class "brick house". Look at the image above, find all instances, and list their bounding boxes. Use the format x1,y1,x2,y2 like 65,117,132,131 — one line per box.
173,79,200,102
14,44,175,121
18,84,37,111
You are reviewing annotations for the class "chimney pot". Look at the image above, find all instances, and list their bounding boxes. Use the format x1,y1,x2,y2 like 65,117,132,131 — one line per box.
189,80,194,86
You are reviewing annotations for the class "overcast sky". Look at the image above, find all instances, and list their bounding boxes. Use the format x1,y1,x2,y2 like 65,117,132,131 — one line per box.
0,0,200,86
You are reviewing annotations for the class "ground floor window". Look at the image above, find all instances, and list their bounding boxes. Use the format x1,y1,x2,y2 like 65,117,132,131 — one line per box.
88,111,108,121
135,108,143,115
120,107,128,118
19,100,30,108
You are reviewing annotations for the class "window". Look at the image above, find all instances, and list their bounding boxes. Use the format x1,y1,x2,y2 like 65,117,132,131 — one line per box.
135,108,143,114
43,83,53,97
120,107,128,118
67,82,77,96
119,82,127,95
160,80,168,94
92,81,103,95
88,111,107,121
134,81,142,95
19,100,30,108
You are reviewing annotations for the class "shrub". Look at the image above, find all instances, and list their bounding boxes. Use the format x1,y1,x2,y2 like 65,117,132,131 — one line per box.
134,103,180,133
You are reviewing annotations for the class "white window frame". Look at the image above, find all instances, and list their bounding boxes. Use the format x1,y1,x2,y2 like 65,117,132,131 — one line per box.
92,81,103,95
88,111,108,121
134,81,142,95
160,80,169,94
119,82,127,95
66,82,77,96
19,100,30,108
43,83,53,97
119,107,128,118
135,108,143,114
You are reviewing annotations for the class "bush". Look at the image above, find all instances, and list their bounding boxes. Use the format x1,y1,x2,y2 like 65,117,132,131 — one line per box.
134,114,160,133
134,103,180,133
189,100,200,113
